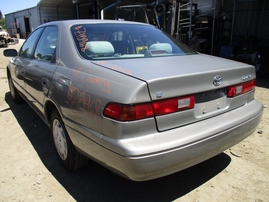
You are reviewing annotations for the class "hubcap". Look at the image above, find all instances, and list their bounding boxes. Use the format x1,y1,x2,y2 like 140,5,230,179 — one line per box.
52,119,68,161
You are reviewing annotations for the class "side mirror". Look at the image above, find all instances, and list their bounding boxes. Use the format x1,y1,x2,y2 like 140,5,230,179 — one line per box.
3,49,18,57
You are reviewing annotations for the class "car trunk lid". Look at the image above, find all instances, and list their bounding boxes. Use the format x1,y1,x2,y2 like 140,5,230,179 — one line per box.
93,54,256,131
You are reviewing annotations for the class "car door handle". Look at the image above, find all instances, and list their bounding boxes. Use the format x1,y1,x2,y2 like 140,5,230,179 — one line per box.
41,77,49,86
21,67,25,75
41,77,50,95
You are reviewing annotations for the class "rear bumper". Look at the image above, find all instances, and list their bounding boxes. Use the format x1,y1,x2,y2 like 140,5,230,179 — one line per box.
67,100,263,181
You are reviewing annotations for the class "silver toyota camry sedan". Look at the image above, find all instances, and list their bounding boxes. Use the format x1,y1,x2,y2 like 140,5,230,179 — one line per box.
4,20,263,181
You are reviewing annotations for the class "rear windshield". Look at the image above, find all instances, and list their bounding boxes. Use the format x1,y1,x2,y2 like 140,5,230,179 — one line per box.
71,23,196,60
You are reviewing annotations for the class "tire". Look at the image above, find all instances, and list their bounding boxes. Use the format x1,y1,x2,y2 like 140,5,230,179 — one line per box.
50,109,88,171
7,73,24,104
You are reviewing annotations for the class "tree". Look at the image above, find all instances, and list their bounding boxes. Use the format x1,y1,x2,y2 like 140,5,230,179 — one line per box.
0,18,6,29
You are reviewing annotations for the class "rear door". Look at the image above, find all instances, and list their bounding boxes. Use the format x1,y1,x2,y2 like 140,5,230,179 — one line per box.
24,26,58,113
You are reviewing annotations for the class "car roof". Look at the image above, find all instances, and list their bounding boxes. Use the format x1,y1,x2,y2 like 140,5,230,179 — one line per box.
38,19,151,28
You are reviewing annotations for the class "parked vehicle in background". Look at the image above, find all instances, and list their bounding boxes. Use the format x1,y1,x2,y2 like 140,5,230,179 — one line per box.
3,20,263,181
0,31,9,47
0,30,19,47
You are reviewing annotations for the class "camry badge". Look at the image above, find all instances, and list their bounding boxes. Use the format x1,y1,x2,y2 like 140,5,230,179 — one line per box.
242,75,252,81
213,75,222,86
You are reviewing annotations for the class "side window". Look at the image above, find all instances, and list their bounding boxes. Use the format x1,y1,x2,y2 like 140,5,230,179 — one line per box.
34,26,58,62
19,28,44,58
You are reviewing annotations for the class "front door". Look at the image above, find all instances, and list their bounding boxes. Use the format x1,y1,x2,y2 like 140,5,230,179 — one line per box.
11,28,44,97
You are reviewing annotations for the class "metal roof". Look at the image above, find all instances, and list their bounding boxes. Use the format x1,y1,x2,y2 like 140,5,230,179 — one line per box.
37,0,156,9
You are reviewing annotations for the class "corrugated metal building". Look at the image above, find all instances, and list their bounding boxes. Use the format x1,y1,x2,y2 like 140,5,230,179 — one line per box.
5,7,39,39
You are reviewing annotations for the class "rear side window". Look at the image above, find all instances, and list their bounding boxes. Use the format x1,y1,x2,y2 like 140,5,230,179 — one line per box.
19,28,44,58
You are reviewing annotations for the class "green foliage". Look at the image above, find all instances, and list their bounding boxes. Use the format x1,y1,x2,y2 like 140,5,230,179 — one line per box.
0,18,6,29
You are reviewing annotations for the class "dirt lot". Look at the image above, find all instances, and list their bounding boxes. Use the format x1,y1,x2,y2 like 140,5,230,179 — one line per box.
0,40,268,202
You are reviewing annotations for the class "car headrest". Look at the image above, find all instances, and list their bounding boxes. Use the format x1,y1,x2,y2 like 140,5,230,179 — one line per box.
85,41,114,56
149,43,172,53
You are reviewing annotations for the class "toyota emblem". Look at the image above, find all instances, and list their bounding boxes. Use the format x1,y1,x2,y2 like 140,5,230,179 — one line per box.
213,75,222,86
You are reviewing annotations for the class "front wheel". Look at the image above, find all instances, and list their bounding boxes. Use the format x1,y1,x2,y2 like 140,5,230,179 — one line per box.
50,109,88,171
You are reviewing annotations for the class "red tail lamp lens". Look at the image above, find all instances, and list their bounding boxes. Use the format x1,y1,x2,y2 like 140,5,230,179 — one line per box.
103,103,154,121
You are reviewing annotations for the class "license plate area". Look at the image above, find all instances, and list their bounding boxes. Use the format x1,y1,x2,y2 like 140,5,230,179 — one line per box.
194,88,227,117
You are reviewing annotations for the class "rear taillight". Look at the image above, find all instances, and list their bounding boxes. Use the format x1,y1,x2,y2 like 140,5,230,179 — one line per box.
227,80,256,98
103,95,195,121
103,103,154,121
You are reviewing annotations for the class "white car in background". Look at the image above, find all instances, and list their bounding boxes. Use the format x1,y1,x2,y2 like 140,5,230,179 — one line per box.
0,30,19,47
0,31,10,47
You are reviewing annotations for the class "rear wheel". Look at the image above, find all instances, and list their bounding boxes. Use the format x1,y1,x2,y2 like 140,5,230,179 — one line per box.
50,109,88,171
7,73,23,103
